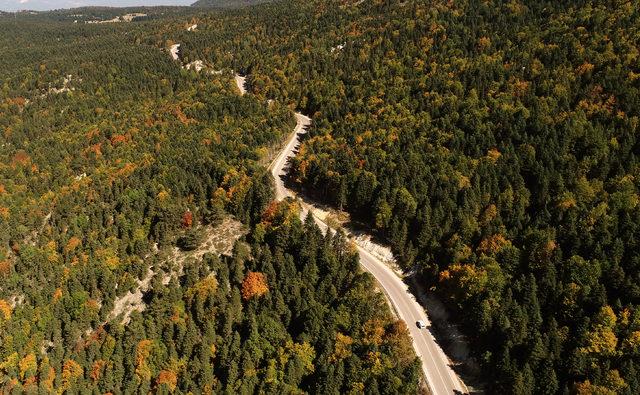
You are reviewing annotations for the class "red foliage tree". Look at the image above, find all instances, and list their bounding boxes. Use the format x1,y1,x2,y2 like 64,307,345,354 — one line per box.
182,211,193,228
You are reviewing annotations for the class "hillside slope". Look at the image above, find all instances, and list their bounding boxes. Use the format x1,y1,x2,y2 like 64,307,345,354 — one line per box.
167,0,640,393
191,0,273,8
0,13,419,393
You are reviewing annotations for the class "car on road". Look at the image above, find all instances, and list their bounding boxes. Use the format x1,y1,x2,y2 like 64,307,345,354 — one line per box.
416,320,427,329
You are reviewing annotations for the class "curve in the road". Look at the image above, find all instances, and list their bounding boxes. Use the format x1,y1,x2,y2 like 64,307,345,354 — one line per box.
235,74,468,395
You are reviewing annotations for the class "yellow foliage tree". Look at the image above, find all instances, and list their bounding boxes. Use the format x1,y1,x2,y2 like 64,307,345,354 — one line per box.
622,330,640,354
0,299,12,320
366,351,385,375
331,333,353,362
284,341,316,374
187,276,218,301
579,306,618,356
0,259,10,276
18,354,36,380
135,340,154,381
61,359,83,392
439,263,488,301
156,370,178,391
65,237,82,253
477,234,511,255
363,319,385,346
574,370,627,394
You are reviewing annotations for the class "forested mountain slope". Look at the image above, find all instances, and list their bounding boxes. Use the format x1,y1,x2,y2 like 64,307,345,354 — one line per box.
0,15,419,393
169,0,640,393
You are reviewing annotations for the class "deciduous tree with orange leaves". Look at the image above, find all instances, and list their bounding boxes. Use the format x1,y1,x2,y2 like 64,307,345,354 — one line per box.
241,271,269,301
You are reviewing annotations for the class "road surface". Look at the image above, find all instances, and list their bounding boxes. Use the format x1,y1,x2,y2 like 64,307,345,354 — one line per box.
267,113,312,200
237,75,468,394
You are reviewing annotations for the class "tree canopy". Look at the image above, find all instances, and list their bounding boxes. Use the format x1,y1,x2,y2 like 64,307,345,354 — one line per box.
0,10,419,393
168,0,640,392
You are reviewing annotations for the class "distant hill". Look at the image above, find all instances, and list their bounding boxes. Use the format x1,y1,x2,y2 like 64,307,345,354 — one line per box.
0,6,191,22
191,0,273,8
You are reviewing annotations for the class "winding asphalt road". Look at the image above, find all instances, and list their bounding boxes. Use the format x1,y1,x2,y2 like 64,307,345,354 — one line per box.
237,76,468,395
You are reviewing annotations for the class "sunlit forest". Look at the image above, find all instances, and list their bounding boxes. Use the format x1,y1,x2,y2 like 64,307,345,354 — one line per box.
0,10,419,393
170,0,640,393
2,0,639,393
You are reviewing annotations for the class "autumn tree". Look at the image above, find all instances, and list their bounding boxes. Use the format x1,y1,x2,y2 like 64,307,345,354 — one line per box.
241,271,269,301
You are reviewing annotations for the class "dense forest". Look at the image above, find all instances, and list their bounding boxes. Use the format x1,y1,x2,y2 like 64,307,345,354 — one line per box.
0,13,419,393
191,0,273,9
167,0,640,393
3,0,640,392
